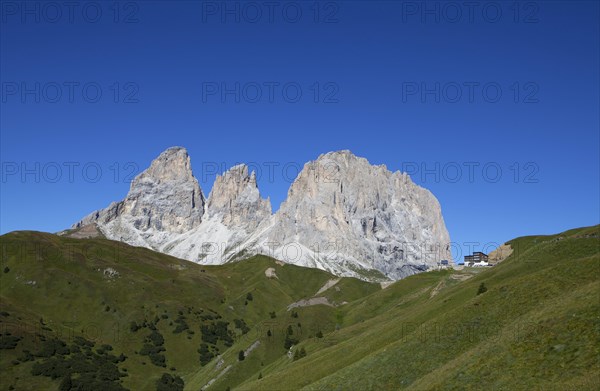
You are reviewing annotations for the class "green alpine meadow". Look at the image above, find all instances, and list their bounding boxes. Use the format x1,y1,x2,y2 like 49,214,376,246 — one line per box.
1,225,598,390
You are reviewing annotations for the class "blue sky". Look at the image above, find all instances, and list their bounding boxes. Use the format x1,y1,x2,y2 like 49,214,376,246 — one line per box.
1,1,599,261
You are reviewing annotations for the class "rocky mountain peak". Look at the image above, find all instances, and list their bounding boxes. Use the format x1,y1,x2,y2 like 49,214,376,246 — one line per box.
72,147,451,281
255,149,451,280
134,146,194,184
206,164,271,228
73,147,205,247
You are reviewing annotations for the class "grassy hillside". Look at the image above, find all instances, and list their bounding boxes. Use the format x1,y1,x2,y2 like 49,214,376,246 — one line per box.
0,231,376,390
236,225,600,390
1,226,598,390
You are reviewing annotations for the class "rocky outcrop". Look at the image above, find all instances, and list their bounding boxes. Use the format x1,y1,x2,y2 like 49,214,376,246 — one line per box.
72,147,451,281
244,151,451,280
58,223,105,239
162,164,272,264
205,164,271,230
73,147,205,250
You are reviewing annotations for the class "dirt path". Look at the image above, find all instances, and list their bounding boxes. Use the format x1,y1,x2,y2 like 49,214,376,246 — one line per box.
429,279,445,298
449,273,474,281
244,340,261,356
315,278,341,296
202,365,232,390
287,297,335,311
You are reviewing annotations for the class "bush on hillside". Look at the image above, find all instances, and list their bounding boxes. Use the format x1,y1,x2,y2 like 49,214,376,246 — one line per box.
284,335,299,350
156,373,184,391
477,282,488,295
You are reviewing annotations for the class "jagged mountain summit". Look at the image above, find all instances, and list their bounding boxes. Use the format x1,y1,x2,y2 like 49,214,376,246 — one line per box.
163,163,272,265
72,147,451,280
74,147,205,250
241,151,451,280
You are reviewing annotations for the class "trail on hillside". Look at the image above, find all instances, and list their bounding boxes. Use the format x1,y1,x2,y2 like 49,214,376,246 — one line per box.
429,279,446,298
315,278,341,296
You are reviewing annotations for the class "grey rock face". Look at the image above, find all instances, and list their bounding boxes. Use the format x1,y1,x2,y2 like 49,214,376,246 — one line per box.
72,148,451,281
245,151,451,280
206,164,271,230
73,147,205,249
163,164,272,264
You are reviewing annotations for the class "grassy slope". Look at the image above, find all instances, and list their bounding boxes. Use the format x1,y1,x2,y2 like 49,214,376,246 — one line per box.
236,225,599,390
1,225,598,390
0,231,376,390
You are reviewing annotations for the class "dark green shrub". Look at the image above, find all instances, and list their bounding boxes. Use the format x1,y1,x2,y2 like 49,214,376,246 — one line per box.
477,282,488,295
284,335,298,350
156,373,184,391
234,319,250,334
198,344,214,366
0,334,22,350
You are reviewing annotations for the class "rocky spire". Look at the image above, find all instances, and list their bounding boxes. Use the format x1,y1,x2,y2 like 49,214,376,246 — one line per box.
73,147,205,248
135,146,197,183
206,164,272,230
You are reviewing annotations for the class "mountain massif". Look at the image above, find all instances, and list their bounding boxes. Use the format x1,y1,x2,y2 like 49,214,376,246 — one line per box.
71,147,451,281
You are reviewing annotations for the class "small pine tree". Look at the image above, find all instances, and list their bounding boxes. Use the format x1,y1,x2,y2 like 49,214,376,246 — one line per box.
287,325,293,335
3,266,9,273
258,372,262,379
477,282,488,295
267,329,272,337
58,375,72,391
284,335,298,350
246,292,253,301
238,350,245,361
316,330,323,338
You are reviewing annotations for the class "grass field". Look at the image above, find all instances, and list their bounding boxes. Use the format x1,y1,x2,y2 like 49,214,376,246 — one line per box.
1,225,598,390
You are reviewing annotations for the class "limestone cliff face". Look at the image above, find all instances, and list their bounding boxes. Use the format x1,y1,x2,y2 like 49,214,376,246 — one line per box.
163,164,272,264
245,151,451,280
72,148,451,281
205,164,271,230
73,147,205,249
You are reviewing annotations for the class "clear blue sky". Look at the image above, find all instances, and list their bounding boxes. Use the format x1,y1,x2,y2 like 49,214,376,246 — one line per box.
1,1,599,261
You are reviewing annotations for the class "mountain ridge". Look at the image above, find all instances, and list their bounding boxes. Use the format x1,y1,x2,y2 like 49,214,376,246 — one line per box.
71,147,451,281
